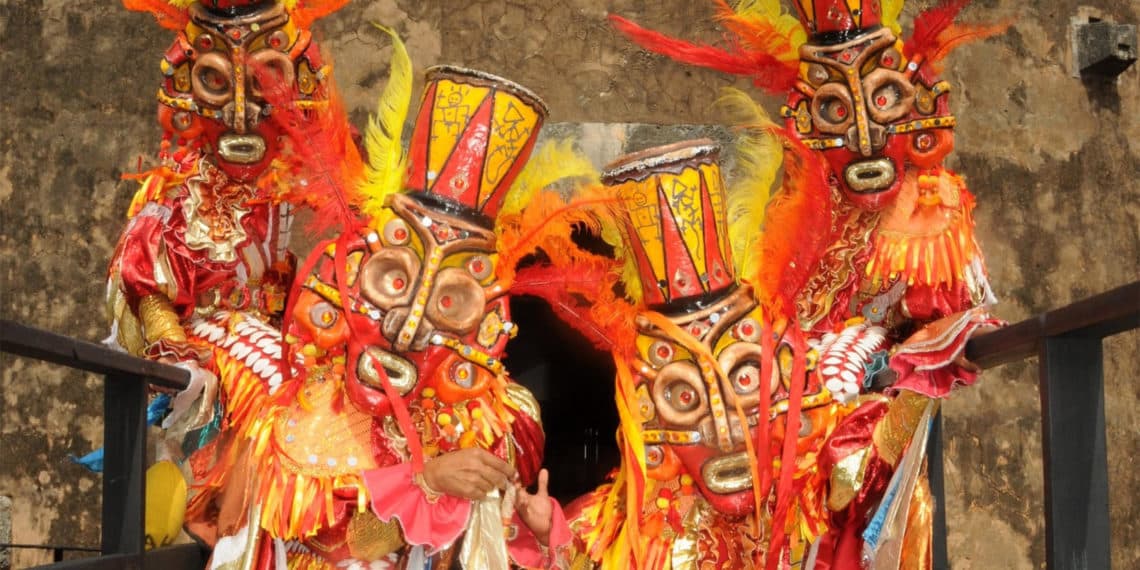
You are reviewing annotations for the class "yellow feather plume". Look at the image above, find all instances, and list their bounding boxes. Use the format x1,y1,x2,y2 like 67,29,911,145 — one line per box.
882,0,905,36
717,87,783,281
360,24,414,223
498,139,599,219
723,0,808,63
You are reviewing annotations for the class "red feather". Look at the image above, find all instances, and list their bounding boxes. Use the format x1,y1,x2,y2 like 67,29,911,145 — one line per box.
751,129,832,319
511,258,638,356
906,0,971,60
609,15,798,95
253,63,365,236
122,0,189,31
291,0,351,29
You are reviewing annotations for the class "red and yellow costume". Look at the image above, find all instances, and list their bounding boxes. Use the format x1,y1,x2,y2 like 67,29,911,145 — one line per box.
184,58,582,569
611,0,1007,396
106,0,352,451
502,140,933,569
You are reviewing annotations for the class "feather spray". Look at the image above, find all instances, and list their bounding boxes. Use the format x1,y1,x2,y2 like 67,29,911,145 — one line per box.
255,62,364,235
291,0,351,29
906,0,971,60
718,87,783,281
713,0,806,66
750,130,832,321
122,0,189,31
608,14,799,95
881,0,905,36
360,24,415,224
906,0,1009,72
494,142,611,286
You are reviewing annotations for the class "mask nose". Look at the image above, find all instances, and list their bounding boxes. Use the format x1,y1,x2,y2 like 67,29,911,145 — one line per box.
846,122,888,156
382,307,435,352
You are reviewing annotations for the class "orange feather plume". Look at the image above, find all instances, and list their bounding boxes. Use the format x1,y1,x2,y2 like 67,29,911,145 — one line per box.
253,62,365,234
290,0,351,29
749,130,832,321
122,0,189,30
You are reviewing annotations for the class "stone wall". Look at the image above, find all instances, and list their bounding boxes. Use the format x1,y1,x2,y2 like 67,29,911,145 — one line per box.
1,0,1137,568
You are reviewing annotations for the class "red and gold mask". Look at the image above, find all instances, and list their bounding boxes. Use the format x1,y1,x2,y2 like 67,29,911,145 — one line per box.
289,67,546,419
782,0,955,210
155,0,329,181
605,141,824,516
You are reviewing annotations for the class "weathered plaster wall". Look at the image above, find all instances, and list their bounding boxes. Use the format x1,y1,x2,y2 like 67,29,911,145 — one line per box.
1,0,1137,568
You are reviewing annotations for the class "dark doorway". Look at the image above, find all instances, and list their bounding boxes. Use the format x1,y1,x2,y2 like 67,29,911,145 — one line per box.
504,295,621,504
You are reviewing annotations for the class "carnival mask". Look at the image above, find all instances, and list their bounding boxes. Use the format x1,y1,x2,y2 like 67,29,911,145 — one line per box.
783,7,956,210
603,141,826,515
157,0,328,180
290,67,545,416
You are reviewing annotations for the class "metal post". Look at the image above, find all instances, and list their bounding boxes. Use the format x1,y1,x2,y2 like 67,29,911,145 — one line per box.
100,375,146,558
927,410,949,570
1038,336,1111,569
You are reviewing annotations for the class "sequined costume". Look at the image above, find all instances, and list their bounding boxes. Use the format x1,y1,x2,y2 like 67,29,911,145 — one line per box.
611,0,1006,396
506,140,935,569
184,61,581,569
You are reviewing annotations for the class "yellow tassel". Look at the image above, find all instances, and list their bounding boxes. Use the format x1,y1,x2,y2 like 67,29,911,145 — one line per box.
360,24,414,222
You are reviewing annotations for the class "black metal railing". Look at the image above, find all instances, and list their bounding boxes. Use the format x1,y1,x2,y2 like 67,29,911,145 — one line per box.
2,279,1137,569
928,280,1140,570
0,321,206,570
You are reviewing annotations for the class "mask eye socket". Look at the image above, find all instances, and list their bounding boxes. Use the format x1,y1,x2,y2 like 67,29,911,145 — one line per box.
650,361,706,425
871,84,902,112
665,381,700,412
647,340,674,367
384,218,411,246
717,341,776,407
879,48,903,70
307,301,340,329
266,30,290,52
863,69,916,123
466,254,493,282
425,268,486,334
734,318,762,342
195,34,216,53
359,248,419,310
729,361,762,395
810,84,855,135
806,63,830,86
248,49,296,99
451,361,475,388
190,52,233,107
819,97,849,123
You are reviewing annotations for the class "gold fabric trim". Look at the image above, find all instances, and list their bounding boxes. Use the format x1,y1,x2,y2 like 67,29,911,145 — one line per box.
828,446,870,512
139,294,187,345
505,383,543,428
873,391,933,467
346,510,405,561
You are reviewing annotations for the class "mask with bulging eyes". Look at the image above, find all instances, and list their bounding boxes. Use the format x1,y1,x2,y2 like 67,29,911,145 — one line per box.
289,194,516,417
287,66,546,417
156,1,328,181
782,26,956,210
633,288,826,516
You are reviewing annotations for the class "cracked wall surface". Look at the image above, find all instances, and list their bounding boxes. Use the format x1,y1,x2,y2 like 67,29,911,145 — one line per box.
2,0,1138,568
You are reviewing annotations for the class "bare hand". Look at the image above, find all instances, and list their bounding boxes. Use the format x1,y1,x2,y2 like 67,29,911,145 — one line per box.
423,448,515,500
515,468,553,545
